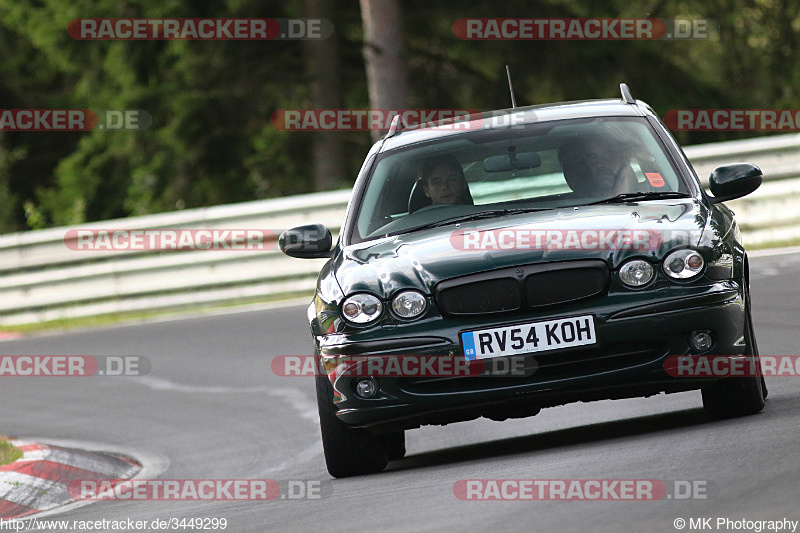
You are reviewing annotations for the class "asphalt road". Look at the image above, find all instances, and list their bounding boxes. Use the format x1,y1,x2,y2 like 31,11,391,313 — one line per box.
2,250,799,532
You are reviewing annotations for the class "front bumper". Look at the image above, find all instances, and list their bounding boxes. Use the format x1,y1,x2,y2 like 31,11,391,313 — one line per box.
318,281,745,431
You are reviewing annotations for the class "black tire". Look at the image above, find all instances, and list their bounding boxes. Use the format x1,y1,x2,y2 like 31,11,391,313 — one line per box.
742,278,768,400
315,375,388,478
702,283,765,419
385,431,406,461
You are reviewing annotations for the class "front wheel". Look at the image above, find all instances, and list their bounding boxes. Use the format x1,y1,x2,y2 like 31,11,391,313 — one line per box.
315,376,388,478
702,284,765,419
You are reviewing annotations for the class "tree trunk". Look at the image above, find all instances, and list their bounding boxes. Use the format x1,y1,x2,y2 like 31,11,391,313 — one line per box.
359,0,410,142
303,0,346,190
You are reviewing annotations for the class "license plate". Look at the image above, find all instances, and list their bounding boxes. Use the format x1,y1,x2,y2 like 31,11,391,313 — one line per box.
461,315,596,360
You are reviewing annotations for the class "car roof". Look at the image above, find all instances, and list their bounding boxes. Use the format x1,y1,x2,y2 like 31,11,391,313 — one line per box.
378,98,656,152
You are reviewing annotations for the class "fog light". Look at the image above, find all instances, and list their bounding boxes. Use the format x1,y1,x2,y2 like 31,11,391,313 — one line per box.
690,330,713,352
355,378,379,399
619,259,655,287
391,290,427,319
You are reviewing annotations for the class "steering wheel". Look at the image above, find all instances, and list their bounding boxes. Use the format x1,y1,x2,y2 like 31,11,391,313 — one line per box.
414,203,450,213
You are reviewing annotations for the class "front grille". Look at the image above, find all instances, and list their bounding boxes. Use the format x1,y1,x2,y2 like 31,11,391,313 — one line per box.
435,260,609,316
436,278,521,315
525,267,609,307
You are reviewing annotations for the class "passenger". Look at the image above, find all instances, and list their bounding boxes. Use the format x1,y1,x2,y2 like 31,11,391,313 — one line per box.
558,134,635,197
417,155,471,205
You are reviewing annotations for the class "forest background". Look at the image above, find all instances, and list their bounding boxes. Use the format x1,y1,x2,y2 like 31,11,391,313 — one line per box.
0,0,794,233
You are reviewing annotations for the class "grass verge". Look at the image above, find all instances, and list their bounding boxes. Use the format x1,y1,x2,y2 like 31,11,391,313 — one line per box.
0,290,313,336
0,439,22,466
746,236,800,250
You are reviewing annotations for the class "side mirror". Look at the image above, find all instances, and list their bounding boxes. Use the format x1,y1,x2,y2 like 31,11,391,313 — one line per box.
708,163,763,204
278,224,333,258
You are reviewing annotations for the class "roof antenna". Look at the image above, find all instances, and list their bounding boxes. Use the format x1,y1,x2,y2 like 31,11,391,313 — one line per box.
506,65,518,109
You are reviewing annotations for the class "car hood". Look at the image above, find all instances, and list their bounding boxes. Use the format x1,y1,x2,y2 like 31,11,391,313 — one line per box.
334,199,709,297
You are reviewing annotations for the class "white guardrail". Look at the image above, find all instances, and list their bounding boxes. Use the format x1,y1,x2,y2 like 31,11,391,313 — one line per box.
1,133,800,327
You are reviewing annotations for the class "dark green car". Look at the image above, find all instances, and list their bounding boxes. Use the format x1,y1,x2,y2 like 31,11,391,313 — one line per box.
280,85,766,478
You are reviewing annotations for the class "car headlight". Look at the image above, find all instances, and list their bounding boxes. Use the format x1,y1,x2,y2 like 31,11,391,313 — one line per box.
619,259,655,287
391,290,427,319
341,293,383,324
663,249,704,279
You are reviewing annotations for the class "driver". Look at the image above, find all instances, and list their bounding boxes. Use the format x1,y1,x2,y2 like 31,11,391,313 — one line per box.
417,155,471,205
558,134,635,197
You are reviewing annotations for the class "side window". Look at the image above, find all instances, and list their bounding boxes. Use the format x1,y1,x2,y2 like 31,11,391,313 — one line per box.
361,161,419,235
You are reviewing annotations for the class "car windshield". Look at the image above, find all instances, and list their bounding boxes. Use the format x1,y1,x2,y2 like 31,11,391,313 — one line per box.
351,117,689,244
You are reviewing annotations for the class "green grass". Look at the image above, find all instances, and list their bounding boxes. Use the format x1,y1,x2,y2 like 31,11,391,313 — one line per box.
746,236,800,250
0,290,313,336
0,440,22,466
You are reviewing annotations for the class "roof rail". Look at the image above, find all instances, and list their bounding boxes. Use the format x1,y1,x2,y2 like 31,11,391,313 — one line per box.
620,83,635,104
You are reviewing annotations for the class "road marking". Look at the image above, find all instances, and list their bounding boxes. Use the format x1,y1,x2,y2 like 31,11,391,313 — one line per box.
260,443,321,475
126,376,322,473
131,375,273,394
130,376,319,422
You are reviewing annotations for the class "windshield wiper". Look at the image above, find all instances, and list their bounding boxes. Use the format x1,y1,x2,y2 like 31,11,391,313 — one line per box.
425,206,554,228
412,210,511,230
585,191,691,205
391,208,545,236
506,206,551,214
